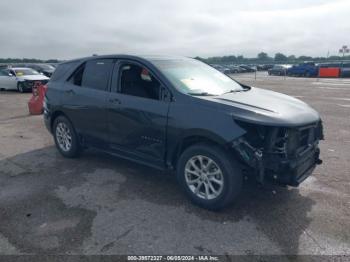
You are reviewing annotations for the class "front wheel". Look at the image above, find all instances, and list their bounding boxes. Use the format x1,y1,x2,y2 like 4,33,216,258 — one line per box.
53,116,80,158
17,82,25,93
176,144,242,210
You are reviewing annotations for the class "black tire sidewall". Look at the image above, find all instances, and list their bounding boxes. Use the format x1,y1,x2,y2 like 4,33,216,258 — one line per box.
17,82,25,93
176,144,242,210
53,116,80,158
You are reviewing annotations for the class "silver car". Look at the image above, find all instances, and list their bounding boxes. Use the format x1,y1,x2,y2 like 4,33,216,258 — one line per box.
0,67,49,92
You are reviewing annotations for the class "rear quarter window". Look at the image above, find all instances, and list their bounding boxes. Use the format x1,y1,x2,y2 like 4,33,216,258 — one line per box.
50,62,79,82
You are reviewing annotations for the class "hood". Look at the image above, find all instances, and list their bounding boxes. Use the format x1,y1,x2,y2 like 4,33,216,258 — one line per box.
201,87,320,127
17,75,49,81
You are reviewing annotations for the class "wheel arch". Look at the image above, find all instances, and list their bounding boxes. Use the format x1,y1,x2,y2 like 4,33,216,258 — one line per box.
169,129,236,170
50,110,72,131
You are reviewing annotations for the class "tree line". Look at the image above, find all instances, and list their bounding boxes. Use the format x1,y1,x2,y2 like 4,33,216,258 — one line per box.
195,52,350,64
0,58,60,63
1,52,350,64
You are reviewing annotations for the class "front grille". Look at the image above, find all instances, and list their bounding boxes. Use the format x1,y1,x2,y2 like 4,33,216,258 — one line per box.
235,120,323,159
269,121,323,158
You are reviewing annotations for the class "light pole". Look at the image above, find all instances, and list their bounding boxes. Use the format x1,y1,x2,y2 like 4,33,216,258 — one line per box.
339,45,349,74
339,45,349,59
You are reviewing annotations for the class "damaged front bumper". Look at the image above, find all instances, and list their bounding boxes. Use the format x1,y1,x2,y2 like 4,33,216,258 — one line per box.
232,121,323,186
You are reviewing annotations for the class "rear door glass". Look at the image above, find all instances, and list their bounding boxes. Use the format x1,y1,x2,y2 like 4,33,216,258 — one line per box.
81,59,114,91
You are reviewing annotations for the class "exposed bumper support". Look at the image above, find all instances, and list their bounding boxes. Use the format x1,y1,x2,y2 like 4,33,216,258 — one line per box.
232,138,265,184
232,137,322,186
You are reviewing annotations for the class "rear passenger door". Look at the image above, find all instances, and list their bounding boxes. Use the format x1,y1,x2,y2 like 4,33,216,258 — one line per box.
62,59,115,148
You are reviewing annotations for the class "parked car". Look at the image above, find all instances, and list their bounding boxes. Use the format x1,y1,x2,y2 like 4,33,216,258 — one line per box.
44,55,323,210
0,67,49,92
340,63,350,77
287,62,318,77
268,65,291,76
257,64,274,71
210,64,231,74
227,65,245,73
17,63,56,77
239,65,256,72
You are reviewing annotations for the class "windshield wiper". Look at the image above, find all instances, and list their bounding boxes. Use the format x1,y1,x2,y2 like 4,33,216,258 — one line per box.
222,90,240,94
188,92,215,96
222,88,249,95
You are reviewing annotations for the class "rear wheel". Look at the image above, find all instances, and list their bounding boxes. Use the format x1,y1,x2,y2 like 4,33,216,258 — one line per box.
176,143,242,210
17,82,25,93
53,116,80,158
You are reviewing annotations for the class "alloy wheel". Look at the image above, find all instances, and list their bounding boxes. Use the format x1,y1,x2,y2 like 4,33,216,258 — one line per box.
184,155,224,200
55,122,72,152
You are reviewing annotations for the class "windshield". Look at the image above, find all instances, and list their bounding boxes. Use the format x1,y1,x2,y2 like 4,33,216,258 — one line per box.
14,69,40,76
152,58,244,95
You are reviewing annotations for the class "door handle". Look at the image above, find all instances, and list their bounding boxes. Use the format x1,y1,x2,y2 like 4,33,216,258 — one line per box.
109,98,121,105
65,89,75,95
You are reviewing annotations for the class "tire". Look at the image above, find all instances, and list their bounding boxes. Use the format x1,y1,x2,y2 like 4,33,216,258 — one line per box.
176,143,242,210
17,82,25,93
53,116,80,158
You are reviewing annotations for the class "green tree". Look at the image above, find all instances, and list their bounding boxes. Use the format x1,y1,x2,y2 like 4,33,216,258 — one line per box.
288,55,296,60
274,53,287,61
257,52,269,60
298,55,313,61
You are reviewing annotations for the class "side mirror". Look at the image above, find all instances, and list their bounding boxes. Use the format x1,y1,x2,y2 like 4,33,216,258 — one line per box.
160,86,174,102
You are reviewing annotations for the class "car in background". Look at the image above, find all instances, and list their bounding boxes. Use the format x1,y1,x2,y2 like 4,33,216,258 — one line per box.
268,65,291,76
257,64,274,71
17,63,56,77
239,65,256,72
210,64,231,74
227,65,246,73
287,62,318,77
0,67,49,92
340,62,350,77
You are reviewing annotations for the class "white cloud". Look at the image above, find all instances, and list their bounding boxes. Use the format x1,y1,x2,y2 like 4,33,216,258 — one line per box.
0,0,349,59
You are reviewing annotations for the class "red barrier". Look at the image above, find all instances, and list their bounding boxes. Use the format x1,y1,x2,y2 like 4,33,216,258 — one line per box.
28,82,48,115
318,67,340,78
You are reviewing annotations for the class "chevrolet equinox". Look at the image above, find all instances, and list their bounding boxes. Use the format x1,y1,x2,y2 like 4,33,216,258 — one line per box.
44,55,323,210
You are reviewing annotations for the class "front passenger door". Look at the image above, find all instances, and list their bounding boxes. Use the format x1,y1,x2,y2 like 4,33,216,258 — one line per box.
107,61,170,167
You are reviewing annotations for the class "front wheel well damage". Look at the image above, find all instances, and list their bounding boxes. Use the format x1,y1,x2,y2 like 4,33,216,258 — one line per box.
171,135,233,170
231,120,324,185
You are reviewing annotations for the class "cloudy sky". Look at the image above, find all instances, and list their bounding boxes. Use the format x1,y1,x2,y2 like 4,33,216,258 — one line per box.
0,0,349,60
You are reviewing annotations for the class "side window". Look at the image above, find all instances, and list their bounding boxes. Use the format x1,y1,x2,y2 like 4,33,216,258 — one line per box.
51,62,78,82
81,59,114,91
69,63,85,86
0,69,8,76
119,63,160,100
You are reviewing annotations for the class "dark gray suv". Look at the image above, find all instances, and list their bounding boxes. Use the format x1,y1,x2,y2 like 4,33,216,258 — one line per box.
44,55,323,210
